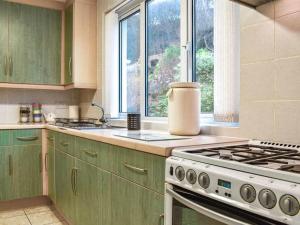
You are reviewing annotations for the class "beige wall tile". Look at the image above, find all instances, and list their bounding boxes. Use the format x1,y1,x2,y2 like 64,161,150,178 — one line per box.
275,0,300,18
241,21,274,63
239,101,275,140
274,101,300,144
275,57,300,99
240,61,275,101
240,2,274,27
275,12,300,58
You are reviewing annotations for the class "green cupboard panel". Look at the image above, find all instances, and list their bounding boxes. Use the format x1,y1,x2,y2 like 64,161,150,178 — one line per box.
12,145,42,200
111,175,164,225
55,150,76,224
48,145,55,203
9,3,61,84
64,4,73,84
111,145,165,194
55,133,75,156
12,129,41,145
0,146,13,201
75,160,100,225
0,0,9,82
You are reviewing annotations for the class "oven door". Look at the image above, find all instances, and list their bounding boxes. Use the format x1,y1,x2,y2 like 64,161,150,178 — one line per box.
165,184,287,225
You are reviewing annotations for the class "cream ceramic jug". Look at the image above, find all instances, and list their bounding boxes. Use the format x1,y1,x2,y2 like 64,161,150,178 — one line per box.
166,82,201,135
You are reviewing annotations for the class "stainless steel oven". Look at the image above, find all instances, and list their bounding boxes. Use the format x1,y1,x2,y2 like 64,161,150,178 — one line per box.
165,184,287,225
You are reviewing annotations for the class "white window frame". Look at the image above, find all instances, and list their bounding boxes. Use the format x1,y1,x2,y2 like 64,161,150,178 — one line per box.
104,0,237,123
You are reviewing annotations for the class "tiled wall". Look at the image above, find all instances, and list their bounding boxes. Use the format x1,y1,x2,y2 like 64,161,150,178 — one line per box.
238,0,300,144
0,89,79,124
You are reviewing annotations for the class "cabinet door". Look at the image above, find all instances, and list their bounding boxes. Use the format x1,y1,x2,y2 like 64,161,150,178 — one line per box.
9,3,61,84
111,175,164,225
0,0,9,82
98,169,112,225
12,145,42,199
55,150,76,224
64,4,73,84
75,160,100,225
0,146,13,201
48,145,55,203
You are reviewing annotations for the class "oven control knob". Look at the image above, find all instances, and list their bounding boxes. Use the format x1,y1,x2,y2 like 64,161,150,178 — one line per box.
279,195,300,216
186,169,197,184
259,189,277,209
240,184,256,203
175,166,185,181
198,173,210,189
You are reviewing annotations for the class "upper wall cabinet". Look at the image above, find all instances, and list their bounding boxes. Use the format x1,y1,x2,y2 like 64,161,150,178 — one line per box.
64,0,97,89
0,1,62,85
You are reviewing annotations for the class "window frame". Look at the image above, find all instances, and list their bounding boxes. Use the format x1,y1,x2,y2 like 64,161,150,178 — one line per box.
118,9,141,113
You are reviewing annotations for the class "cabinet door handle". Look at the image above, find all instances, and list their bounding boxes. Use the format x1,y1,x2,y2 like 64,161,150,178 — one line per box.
84,150,98,158
45,153,48,171
8,56,12,77
4,56,8,76
47,137,54,142
8,155,13,176
39,153,43,173
17,136,38,141
68,57,72,79
60,141,69,147
124,163,148,174
74,168,78,196
71,168,75,194
159,214,164,225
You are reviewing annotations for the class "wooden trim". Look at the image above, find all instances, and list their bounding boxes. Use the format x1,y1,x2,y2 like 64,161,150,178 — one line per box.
6,0,65,10
0,83,97,90
61,10,65,85
42,129,48,196
0,83,66,90
0,196,51,211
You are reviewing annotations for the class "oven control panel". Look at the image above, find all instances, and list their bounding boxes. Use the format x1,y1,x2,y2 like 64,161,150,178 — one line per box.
166,157,300,225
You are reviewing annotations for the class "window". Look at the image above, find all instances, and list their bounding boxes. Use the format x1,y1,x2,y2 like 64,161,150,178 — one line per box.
119,11,141,113
146,0,181,117
193,0,214,114
104,0,240,122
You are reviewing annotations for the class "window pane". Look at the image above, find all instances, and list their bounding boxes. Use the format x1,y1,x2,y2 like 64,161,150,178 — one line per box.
146,0,181,117
194,0,214,113
120,12,140,113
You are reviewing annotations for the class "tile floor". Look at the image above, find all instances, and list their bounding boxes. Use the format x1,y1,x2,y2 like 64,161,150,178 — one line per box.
0,205,68,225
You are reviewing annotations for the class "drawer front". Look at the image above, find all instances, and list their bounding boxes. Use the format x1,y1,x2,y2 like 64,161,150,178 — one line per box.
0,130,11,146
47,130,55,147
12,129,41,145
76,137,112,171
111,146,165,194
55,133,75,156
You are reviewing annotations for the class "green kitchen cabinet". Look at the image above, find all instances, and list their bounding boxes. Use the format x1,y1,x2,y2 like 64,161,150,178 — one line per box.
55,132,75,156
8,2,61,84
0,130,11,146
0,0,9,82
0,146,14,201
64,4,73,84
75,159,100,225
111,175,164,225
12,145,42,199
55,150,76,224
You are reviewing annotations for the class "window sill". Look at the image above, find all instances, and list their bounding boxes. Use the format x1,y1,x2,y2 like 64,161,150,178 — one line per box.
110,118,240,132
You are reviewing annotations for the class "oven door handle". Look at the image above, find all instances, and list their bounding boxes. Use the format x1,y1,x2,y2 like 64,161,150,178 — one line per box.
166,187,251,225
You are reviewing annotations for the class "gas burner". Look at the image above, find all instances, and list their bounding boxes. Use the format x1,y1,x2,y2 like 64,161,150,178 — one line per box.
249,147,265,154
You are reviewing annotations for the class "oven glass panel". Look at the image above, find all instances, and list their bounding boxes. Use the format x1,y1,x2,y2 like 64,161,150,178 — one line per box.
172,200,226,225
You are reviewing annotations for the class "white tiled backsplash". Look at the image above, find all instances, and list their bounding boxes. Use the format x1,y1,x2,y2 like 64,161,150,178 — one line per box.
0,89,79,124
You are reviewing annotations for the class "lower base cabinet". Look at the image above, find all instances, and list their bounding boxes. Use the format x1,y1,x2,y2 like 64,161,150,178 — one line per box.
111,175,164,225
48,145,55,203
0,147,13,200
53,132,165,225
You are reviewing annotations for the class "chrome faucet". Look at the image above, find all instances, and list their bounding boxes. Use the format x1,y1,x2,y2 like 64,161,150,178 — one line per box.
91,103,107,124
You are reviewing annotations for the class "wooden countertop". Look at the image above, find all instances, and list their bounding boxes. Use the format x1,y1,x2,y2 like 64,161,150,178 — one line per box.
0,124,248,157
